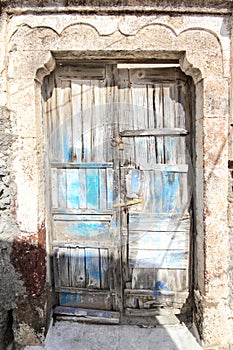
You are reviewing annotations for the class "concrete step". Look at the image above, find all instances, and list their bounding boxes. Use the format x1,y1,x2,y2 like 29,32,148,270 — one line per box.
42,320,203,350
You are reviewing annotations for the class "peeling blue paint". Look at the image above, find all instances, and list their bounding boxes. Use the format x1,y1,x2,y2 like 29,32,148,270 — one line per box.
68,222,109,238
163,172,179,213
60,292,83,306
86,169,99,208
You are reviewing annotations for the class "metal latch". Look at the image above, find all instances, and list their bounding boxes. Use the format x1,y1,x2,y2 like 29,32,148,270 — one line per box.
113,195,144,208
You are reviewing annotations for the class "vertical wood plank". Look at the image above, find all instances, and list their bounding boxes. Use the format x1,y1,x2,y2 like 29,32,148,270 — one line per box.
58,248,70,287
78,168,87,209
147,84,156,129
100,249,109,289
53,248,60,288
163,172,180,214
51,168,58,208
82,81,92,162
86,168,99,209
70,248,86,288
59,80,73,162
71,81,82,162
58,169,67,208
66,169,79,209
85,248,100,288
51,75,60,161
106,168,113,209
99,168,107,210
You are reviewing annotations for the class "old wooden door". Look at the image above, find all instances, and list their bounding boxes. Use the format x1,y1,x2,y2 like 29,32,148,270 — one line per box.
43,63,193,315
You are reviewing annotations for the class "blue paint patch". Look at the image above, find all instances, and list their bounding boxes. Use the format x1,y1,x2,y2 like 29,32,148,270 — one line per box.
63,133,72,162
131,170,140,194
67,171,79,208
60,292,83,306
153,281,173,296
86,249,100,287
86,169,99,209
163,172,179,213
68,222,109,238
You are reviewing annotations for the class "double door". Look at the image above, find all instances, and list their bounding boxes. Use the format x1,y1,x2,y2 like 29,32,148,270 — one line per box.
43,63,193,314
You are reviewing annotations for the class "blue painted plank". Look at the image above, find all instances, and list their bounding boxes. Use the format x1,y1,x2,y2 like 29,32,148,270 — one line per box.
99,169,107,209
85,248,100,288
59,292,84,306
69,248,85,288
106,168,113,209
86,168,99,209
100,249,109,289
58,248,69,286
51,162,113,169
58,169,67,208
129,231,188,250
163,172,180,214
78,169,87,209
66,169,79,209
128,214,189,232
129,249,188,269
52,220,111,241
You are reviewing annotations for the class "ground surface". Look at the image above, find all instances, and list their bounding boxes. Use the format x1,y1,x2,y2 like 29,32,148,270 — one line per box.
24,320,203,350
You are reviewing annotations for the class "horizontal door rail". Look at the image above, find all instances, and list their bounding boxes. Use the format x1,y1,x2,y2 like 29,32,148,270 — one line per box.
139,164,189,173
52,209,113,215
51,162,113,169
120,128,189,137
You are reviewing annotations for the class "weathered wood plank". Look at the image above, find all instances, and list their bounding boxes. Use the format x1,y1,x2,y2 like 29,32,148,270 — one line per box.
128,214,190,232
51,168,58,208
99,168,107,209
120,128,188,137
129,231,188,250
57,169,67,208
53,214,112,221
86,168,99,209
52,208,112,215
58,248,70,286
56,65,105,80
51,162,113,169
86,248,101,288
71,81,82,162
69,247,85,288
129,249,188,269
58,290,114,310
106,168,113,210
54,306,119,324
100,249,109,289
81,81,92,162
66,169,79,209
131,268,188,290
163,172,180,214
54,220,110,241
129,68,187,84
60,80,73,162
78,168,87,209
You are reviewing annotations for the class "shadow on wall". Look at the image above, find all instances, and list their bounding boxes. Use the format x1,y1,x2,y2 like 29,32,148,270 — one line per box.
0,230,51,350
0,234,200,350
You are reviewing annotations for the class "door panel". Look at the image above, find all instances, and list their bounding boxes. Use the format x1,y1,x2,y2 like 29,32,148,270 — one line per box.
43,64,193,313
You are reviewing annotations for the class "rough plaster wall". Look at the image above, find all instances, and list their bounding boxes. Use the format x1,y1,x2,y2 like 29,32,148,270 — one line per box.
0,107,50,350
0,106,25,349
0,17,50,350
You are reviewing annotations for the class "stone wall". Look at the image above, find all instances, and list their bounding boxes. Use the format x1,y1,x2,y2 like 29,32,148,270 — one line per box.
0,1,232,349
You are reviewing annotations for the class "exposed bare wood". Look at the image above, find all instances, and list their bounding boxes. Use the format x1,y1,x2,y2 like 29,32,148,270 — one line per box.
120,128,189,137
